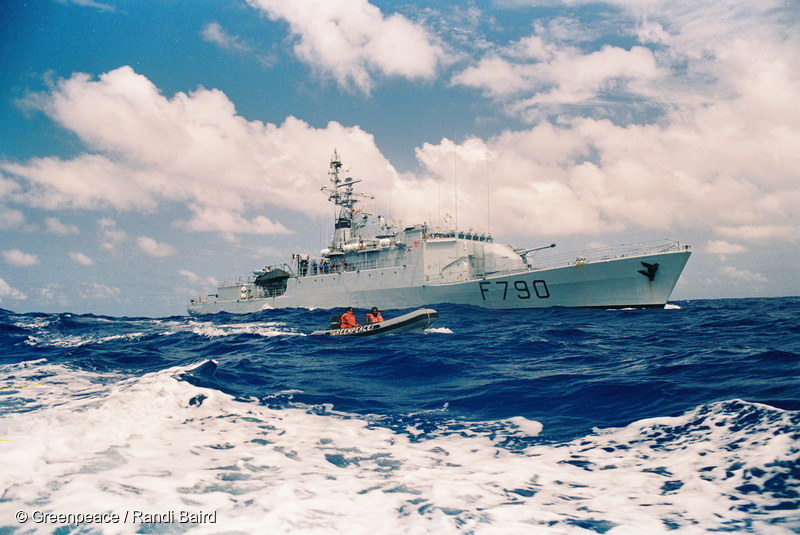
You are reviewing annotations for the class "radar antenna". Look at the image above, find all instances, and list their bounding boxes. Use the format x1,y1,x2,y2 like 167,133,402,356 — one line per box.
320,149,374,249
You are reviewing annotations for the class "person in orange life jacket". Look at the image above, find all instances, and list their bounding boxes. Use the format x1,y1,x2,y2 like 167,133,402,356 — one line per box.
340,307,359,329
366,307,383,324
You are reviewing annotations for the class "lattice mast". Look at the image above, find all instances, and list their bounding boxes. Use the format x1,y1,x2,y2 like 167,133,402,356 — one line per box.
321,149,374,250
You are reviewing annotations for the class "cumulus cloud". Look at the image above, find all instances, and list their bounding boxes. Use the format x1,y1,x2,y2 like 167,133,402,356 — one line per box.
4,67,400,236
0,207,26,230
180,269,218,288
3,249,40,267
453,44,661,105
202,22,250,53
716,225,797,242
450,12,666,123
452,1,800,125
706,240,748,255
137,237,177,257
409,93,800,238
246,0,447,92
79,282,121,300
0,278,27,301
55,0,113,12
69,252,94,266
46,217,79,235
176,205,291,238
719,265,767,283
4,0,800,248
202,22,276,67
99,218,129,252
3,154,161,211
424,0,800,239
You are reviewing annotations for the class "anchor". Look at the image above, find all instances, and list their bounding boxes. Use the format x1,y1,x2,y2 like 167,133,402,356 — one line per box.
638,261,659,282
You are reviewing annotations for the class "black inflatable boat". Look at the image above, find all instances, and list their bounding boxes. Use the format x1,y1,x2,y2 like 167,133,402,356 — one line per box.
311,308,439,336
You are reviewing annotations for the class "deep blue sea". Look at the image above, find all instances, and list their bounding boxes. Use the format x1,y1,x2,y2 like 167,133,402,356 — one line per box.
1,298,799,534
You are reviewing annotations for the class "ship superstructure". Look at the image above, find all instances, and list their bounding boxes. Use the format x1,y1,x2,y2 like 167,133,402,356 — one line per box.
187,150,691,315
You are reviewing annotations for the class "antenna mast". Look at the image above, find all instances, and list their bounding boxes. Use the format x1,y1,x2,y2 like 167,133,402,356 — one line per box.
320,149,374,249
454,140,458,231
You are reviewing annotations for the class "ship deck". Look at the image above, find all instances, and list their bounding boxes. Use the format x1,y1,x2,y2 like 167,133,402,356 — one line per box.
217,239,690,288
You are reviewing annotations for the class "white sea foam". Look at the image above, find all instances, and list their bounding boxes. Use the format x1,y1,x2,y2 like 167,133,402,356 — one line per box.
425,327,453,334
13,317,54,330
21,328,148,349
187,320,304,338
15,316,303,349
1,361,797,534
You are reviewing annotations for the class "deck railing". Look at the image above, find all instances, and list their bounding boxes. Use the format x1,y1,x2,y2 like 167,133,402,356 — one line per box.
217,239,688,287
525,240,689,271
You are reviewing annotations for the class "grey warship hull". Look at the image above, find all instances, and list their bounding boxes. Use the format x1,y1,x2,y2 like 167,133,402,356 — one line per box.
187,239,691,315
187,151,691,316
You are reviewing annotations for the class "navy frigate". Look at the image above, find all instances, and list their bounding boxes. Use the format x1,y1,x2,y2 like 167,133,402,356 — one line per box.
187,150,691,315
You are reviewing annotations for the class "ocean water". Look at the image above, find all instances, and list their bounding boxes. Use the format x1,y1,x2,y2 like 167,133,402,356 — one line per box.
1,298,799,534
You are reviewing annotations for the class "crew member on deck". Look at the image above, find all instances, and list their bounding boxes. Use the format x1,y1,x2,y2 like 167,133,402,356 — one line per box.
366,307,383,324
341,307,359,329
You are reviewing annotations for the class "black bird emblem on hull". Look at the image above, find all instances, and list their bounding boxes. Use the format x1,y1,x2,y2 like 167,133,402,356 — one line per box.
638,262,659,282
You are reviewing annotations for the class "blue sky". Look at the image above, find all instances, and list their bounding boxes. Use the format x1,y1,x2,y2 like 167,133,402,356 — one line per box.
1,0,799,317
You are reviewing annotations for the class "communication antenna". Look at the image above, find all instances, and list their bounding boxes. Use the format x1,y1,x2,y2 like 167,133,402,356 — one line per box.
454,138,458,231
486,156,490,236
319,149,373,247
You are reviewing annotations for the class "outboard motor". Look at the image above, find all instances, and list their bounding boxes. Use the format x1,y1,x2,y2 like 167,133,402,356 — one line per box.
330,315,342,330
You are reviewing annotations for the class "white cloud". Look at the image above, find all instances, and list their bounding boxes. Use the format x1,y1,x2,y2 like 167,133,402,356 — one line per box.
705,240,748,255
453,0,800,127
179,270,218,288
4,67,399,236
0,207,26,230
247,0,447,92
0,278,27,301
453,44,662,104
36,282,72,307
176,205,291,237
137,237,177,257
406,86,800,238
3,249,40,267
719,265,767,283
3,154,160,211
69,252,94,266
99,218,129,252
46,217,79,235
426,0,800,240
451,56,535,97
201,22,276,67
449,9,667,116
202,22,250,53
716,226,797,242
79,282,121,300
55,0,114,12
5,1,800,250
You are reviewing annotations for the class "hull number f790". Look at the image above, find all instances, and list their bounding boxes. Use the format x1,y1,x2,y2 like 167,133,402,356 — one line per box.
479,280,550,300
